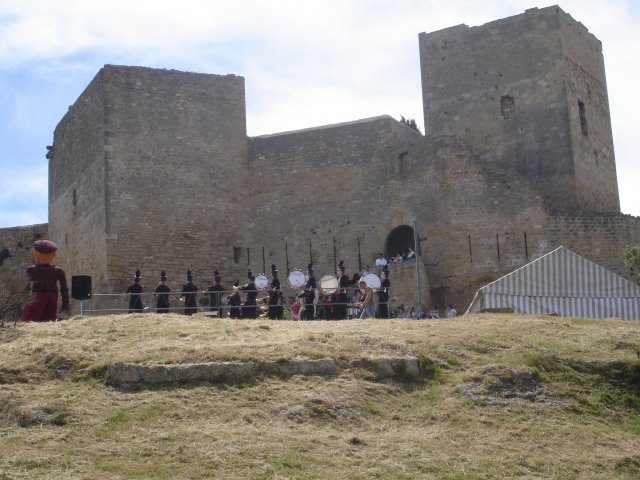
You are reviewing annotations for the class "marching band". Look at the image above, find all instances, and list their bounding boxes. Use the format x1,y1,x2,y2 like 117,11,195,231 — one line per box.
124,261,394,319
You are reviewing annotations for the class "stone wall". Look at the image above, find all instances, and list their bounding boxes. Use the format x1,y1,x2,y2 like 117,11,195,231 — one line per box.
0,224,49,318
0,224,48,277
247,116,422,281
33,7,639,316
559,12,619,212
48,71,109,292
103,66,249,293
418,6,619,214
49,65,250,296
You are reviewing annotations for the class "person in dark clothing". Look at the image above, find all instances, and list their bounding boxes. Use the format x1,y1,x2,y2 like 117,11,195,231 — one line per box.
228,281,241,318
267,264,283,319
241,270,258,318
154,270,171,313
207,270,225,317
181,269,198,315
125,270,144,313
334,260,349,320
377,268,391,319
302,264,317,320
22,240,70,322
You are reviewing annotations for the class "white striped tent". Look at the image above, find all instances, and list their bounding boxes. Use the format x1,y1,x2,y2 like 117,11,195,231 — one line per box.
466,246,640,320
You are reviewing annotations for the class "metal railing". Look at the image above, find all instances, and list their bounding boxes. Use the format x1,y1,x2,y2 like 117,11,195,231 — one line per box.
76,286,396,319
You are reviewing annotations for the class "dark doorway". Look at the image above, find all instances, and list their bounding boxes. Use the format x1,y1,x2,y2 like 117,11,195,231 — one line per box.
385,225,416,259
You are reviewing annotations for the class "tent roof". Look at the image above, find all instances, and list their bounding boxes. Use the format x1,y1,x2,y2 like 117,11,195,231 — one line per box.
477,246,640,299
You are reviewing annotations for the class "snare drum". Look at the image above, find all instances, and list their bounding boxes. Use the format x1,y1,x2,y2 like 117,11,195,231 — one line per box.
287,269,307,288
254,274,269,290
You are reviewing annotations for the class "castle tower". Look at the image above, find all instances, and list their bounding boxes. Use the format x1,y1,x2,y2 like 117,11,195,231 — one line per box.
419,6,619,213
48,65,249,292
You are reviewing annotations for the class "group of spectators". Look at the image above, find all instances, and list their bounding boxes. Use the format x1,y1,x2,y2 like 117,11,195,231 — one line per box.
374,248,417,268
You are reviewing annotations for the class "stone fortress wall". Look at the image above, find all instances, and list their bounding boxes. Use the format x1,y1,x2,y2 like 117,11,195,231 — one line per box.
1,5,638,314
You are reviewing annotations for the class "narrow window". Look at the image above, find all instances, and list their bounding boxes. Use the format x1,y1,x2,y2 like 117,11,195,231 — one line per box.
500,95,514,118
72,188,77,207
578,100,588,136
233,247,242,264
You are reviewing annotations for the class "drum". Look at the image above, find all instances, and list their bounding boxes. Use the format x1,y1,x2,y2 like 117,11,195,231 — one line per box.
361,273,381,291
254,274,269,290
319,274,338,294
287,269,307,288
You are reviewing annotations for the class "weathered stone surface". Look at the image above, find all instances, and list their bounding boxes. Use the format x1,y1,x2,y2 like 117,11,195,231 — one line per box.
108,358,337,387
265,358,337,376
108,360,259,386
351,356,421,379
107,356,430,386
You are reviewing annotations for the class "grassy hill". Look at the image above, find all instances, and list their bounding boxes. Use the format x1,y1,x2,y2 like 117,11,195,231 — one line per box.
1,313,639,479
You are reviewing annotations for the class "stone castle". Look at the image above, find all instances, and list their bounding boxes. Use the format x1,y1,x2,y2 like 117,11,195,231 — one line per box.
1,5,638,313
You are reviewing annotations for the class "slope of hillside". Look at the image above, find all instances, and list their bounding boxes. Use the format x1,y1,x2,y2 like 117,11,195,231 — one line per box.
1,314,639,479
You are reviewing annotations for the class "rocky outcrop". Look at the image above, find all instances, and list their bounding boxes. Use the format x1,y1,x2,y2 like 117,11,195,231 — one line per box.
108,356,427,388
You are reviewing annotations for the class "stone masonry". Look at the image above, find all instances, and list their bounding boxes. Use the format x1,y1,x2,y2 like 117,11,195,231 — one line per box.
1,6,638,315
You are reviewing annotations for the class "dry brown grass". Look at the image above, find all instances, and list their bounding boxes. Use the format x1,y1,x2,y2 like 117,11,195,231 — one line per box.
1,313,639,479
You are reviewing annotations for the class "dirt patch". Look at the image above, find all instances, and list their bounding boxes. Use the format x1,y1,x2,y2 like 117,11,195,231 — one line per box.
457,365,566,408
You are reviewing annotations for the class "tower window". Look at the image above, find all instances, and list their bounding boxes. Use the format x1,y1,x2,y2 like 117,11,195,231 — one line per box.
500,95,514,118
578,100,588,136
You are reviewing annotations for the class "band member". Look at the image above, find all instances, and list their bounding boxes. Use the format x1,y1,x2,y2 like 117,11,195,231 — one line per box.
207,270,225,317
228,281,241,318
268,264,283,319
22,239,70,322
378,268,390,319
125,269,144,313
302,264,317,320
241,270,258,318
334,260,349,320
154,270,171,313
181,269,198,316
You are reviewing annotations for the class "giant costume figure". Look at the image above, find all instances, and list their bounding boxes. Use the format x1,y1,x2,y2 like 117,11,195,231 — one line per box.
22,240,69,322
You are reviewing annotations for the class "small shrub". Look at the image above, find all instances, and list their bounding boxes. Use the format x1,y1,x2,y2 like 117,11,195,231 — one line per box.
418,354,442,381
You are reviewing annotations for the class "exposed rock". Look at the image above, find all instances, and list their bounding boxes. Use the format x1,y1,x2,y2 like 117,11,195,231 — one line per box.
108,357,337,387
457,365,566,408
17,411,55,428
351,356,420,379
265,358,336,376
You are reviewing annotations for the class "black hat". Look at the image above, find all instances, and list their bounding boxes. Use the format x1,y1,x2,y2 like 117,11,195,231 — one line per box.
33,239,58,254
160,270,167,281
186,269,193,281
134,269,141,283
213,269,221,281
307,263,314,274
337,260,345,273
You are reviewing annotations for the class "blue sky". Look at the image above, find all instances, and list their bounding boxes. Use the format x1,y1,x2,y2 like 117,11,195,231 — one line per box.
0,0,638,228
